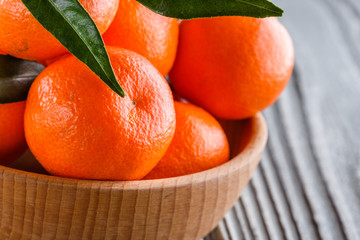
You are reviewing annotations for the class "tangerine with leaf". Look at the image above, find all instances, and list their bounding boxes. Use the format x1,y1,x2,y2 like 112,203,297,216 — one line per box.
25,47,176,180
0,55,44,165
0,0,119,61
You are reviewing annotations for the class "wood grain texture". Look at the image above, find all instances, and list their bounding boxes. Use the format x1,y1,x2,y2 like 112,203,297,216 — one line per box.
209,0,360,239
0,114,267,240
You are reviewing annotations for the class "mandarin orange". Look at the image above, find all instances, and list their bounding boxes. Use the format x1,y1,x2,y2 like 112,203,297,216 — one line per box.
25,47,176,180
170,17,294,119
0,0,119,61
102,0,179,75
0,101,27,165
145,101,229,179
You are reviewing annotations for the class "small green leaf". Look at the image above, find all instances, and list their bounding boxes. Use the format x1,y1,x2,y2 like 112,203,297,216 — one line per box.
21,0,125,97
136,0,283,19
0,55,45,103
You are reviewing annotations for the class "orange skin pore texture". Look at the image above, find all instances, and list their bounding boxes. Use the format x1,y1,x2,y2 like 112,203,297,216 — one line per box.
103,0,179,76
170,17,294,119
0,0,119,61
25,47,176,180
145,101,230,179
0,101,27,165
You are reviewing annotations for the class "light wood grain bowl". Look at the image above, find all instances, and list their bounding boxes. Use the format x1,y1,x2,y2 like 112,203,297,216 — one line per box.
0,113,267,240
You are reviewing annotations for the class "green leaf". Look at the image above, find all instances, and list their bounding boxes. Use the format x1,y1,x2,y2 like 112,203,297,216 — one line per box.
136,0,283,19
21,0,125,97
0,55,45,103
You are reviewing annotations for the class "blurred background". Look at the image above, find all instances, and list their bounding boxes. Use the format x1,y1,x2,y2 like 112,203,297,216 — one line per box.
208,0,360,239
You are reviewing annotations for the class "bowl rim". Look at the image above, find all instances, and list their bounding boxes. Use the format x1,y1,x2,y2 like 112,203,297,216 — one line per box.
0,113,267,190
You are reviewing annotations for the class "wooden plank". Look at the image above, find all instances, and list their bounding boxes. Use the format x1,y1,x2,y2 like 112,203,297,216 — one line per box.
206,0,360,239
276,0,360,238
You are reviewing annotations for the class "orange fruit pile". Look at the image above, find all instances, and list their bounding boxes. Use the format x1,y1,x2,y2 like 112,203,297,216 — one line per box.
0,1,294,180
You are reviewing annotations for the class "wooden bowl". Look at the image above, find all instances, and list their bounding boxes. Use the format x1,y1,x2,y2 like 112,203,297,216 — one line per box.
0,113,267,240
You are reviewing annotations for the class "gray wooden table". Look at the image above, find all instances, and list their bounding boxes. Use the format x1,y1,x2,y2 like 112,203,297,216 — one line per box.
205,0,360,239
